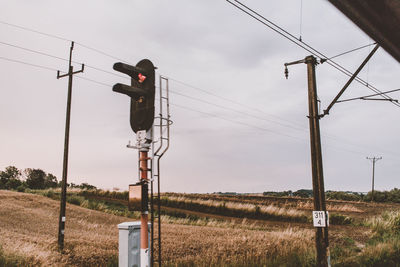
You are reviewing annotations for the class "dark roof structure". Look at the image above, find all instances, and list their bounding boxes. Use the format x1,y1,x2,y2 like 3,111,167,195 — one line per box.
328,0,400,63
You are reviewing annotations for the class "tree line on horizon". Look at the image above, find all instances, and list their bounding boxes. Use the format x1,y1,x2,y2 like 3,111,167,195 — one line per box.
2,165,400,204
0,165,97,192
262,188,400,203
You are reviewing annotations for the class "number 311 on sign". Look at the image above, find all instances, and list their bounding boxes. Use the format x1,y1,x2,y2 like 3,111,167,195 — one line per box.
312,211,329,227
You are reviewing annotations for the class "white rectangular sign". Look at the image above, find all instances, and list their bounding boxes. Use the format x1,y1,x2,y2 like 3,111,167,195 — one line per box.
313,211,328,227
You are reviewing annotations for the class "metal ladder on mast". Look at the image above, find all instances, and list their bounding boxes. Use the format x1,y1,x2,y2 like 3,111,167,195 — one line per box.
150,75,171,267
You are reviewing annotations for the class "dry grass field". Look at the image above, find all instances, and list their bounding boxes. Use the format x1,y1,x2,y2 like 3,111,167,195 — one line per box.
0,190,120,266
1,189,400,266
0,190,315,266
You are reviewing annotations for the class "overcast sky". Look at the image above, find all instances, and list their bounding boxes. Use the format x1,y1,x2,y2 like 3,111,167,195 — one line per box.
0,0,399,193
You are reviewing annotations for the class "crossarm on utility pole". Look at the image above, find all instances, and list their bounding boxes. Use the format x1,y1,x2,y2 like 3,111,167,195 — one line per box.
322,44,379,117
284,59,306,79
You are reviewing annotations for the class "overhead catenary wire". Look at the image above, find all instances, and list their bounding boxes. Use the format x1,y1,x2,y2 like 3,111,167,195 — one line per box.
226,0,400,107
337,88,400,103
229,0,400,106
322,42,377,61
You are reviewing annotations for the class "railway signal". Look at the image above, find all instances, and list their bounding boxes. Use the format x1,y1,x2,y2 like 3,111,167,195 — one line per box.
113,59,156,133
113,59,156,267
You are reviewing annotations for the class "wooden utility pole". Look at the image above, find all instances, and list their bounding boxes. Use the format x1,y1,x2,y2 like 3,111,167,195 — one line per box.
284,55,330,266
57,41,84,250
366,156,382,201
283,44,379,267
305,56,329,267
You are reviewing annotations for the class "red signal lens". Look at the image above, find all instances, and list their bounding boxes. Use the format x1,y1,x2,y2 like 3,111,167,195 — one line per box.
138,73,146,83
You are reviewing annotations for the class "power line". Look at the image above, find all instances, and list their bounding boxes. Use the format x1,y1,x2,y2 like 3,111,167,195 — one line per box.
226,0,400,107
0,40,69,62
0,40,129,80
3,18,397,112
170,89,306,132
75,75,113,87
1,16,398,108
0,56,59,72
168,103,392,158
0,53,306,141
0,19,398,153
0,50,343,147
0,46,302,133
0,20,71,42
171,102,307,141
167,75,400,155
168,77,307,129
2,54,399,159
0,20,128,64
83,64,129,80
75,42,129,63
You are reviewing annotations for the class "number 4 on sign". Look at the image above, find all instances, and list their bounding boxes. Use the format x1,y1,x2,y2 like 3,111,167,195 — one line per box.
312,211,329,227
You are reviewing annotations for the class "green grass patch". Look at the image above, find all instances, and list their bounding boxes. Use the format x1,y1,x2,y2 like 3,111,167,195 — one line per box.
334,211,400,266
0,245,36,267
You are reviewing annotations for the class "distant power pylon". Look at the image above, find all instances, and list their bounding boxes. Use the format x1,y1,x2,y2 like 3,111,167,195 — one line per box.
366,156,382,201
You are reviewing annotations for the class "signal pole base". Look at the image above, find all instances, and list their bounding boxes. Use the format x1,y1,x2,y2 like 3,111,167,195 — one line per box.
141,248,150,267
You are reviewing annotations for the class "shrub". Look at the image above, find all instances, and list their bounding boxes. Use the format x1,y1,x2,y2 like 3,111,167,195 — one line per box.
293,189,313,198
326,191,363,201
44,189,56,199
366,211,400,236
357,239,400,266
16,185,26,192
67,195,85,206
329,213,353,225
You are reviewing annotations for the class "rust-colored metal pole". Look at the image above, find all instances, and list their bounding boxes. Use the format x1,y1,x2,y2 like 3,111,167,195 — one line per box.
140,150,149,267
